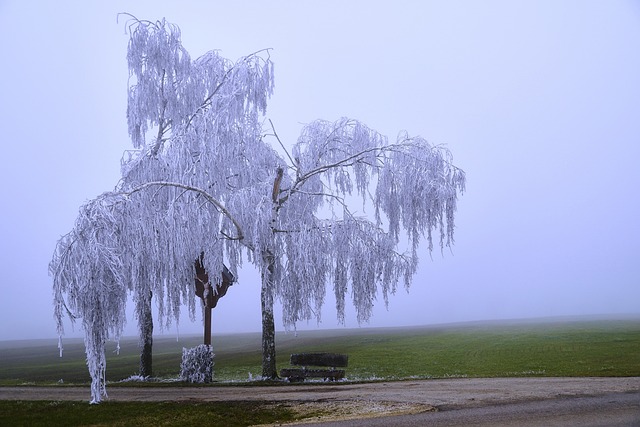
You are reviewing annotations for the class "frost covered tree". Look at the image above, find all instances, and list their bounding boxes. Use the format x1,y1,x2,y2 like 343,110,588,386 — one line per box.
52,16,274,402
116,15,274,382
51,16,465,402
235,119,466,378
50,195,128,403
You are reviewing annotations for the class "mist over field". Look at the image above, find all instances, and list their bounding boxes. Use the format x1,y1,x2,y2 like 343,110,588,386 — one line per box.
1,1,639,342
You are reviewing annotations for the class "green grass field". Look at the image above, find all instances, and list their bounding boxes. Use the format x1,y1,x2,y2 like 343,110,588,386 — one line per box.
1,317,639,385
1,318,638,426
0,400,298,427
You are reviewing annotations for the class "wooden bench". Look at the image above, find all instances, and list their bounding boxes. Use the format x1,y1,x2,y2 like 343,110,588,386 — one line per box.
280,353,349,382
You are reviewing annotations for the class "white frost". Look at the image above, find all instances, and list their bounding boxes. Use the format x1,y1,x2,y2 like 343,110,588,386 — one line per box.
51,16,465,402
179,344,214,383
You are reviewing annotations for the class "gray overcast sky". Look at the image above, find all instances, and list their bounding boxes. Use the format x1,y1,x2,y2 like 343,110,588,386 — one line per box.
0,1,639,341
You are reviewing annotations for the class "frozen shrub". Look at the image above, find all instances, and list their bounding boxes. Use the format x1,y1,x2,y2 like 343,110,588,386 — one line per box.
180,344,214,383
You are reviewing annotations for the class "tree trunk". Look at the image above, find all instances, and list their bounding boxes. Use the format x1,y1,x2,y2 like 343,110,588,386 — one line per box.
261,252,278,379
139,289,153,378
204,304,212,346
260,168,284,380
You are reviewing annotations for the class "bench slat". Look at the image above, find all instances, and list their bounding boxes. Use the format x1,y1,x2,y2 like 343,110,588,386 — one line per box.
290,353,348,367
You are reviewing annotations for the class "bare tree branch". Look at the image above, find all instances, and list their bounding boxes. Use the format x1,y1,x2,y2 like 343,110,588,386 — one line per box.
268,119,296,167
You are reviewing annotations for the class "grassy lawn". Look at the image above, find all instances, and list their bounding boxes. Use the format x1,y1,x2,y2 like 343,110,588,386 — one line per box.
0,400,299,427
0,318,638,425
1,318,639,385
340,320,640,379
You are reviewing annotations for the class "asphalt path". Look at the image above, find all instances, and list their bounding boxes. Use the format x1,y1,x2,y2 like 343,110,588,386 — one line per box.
290,391,640,427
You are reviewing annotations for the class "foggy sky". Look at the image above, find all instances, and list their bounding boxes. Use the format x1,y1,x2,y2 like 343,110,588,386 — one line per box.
1,1,639,341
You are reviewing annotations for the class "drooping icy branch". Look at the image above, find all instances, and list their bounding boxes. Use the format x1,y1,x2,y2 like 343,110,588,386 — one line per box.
121,181,244,241
268,118,465,329
50,195,129,403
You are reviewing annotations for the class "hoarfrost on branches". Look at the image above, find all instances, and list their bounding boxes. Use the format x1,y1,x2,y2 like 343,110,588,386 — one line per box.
51,15,466,400
268,119,466,328
50,195,128,403
179,344,214,383
52,16,277,401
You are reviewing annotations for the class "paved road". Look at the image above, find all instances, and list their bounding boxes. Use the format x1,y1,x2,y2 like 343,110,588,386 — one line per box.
1,377,639,425
289,391,640,427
